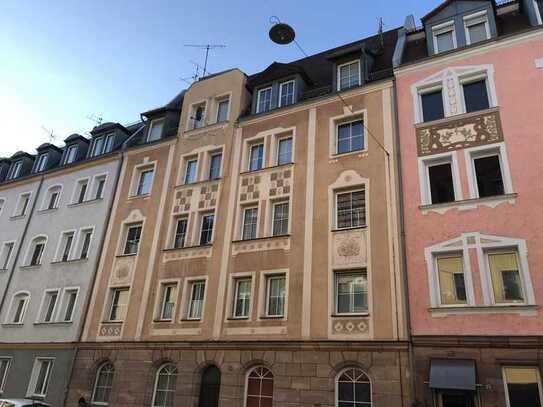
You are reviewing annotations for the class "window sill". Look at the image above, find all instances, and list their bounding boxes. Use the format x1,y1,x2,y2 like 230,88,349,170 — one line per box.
259,315,285,320
33,321,73,326
181,318,202,322
102,320,124,324
175,178,222,188
37,208,59,214
331,225,368,233
153,318,173,323
9,215,26,221
20,264,42,270
330,148,367,160
184,121,228,137
51,258,88,265
0,269,7,272
415,106,499,128
420,193,518,214
163,244,212,252
240,162,294,176
2,323,24,327
429,304,538,316
68,198,103,208
227,317,250,321
116,253,138,258
232,234,291,244
127,193,151,201
331,313,369,318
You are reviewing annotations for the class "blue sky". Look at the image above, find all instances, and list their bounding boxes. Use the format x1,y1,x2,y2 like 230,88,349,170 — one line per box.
0,0,441,157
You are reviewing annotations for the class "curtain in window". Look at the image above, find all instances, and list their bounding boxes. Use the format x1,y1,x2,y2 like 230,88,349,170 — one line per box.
488,253,523,303
437,256,467,305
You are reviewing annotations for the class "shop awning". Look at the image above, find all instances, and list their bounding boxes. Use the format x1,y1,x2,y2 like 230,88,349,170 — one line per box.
429,359,477,391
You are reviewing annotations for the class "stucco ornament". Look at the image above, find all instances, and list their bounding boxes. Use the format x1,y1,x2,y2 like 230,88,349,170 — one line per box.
338,236,361,258
332,229,367,268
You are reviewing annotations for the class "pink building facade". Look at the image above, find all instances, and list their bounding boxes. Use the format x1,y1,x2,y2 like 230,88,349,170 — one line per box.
394,0,543,406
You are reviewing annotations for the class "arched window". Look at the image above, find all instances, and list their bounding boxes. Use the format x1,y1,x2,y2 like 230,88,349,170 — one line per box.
198,365,221,407
336,368,371,406
246,366,273,407
26,236,47,267
92,362,114,405
8,292,30,324
152,363,178,407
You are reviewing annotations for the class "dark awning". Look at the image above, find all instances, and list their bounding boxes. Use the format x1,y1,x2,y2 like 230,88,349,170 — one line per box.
429,359,476,391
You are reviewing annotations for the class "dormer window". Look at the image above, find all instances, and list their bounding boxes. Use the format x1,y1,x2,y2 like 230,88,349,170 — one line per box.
279,80,295,107
432,21,457,54
147,118,165,142
338,60,361,91
464,11,490,45
191,104,206,130
64,145,78,165
91,133,115,157
7,161,22,180
34,154,48,173
535,0,543,25
256,87,273,114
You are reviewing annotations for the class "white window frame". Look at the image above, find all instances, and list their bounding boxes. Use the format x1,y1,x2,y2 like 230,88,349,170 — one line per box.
247,142,265,172
241,206,259,241
337,60,361,91
334,188,366,230
458,72,492,114
184,158,198,185
64,145,78,165
42,185,62,211
0,357,11,394
464,143,513,199
418,152,463,206
271,200,290,237
256,87,273,114
189,101,207,130
232,277,253,319
135,168,154,197
27,357,54,398
463,10,491,45
276,135,293,166
107,287,130,322
72,178,90,204
13,192,31,217
333,270,369,316
0,241,16,271
535,0,543,25
207,150,223,180
59,287,79,323
157,281,178,321
432,20,457,54
147,118,165,142
335,367,372,407
7,291,30,324
152,363,178,407
417,83,446,124
172,216,189,249
278,80,296,107
502,366,543,407
198,212,215,246
433,253,472,307
25,235,47,267
182,277,208,321
484,249,527,306
0,198,5,218
54,230,76,262
92,174,108,200
215,97,230,123
261,272,288,319
129,162,157,197
92,361,115,406
34,153,48,173
37,288,60,323
122,223,143,255
7,160,23,180
75,227,94,260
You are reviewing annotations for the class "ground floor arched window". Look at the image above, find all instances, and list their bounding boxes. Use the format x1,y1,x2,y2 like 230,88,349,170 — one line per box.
246,366,274,407
336,367,371,406
153,363,178,407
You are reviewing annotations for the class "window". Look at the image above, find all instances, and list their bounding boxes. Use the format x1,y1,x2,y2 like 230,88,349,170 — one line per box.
462,79,489,113
488,252,524,304
336,368,372,407
257,87,272,113
28,237,46,266
436,255,467,305
187,280,205,320
208,152,222,180
272,201,289,236
64,145,78,165
16,193,31,216
7,160,22,180
246,367,274,407
472,154,504,198
233,278,251,318
464,12,490,45
0,242,14,270
279,80,295,107
45,187,61,210
94,176,106,200
147,119,165,142
248,143,264,171
173,217,188,249
61,289,78,322
216,99,229,122
40,290,59,323
336,189,366,229
536,0,543,25
265,275,286,317
152,364,178,407
59,232,75,262
10,293,29,324
503,367,542,407
199,214,214,246
159,283,177,321
29,358,53,398
421,89,445,122
0,358,10,393
78,229,93,259
184,159,198,184
123,224,142,255
335,271,368,314
337,120,364,154
136,169,154,196
108,288,129,321
75,180,88,204
191,104,206,129
34,153,48,173
0,199,4,217
92,134,113,156
277,137,292,165
427,162,456,204
338,60,361,90
92,362,114,405
433,22,456,53
242,207,258,240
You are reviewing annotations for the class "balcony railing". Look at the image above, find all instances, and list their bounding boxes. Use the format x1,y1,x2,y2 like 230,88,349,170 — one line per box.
415,107,504,156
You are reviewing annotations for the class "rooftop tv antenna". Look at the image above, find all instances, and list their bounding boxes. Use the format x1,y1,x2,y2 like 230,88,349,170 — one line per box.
184,44,226,76
41,126,56,143
377,17,385,49
87,114,103,126
268,16,308,57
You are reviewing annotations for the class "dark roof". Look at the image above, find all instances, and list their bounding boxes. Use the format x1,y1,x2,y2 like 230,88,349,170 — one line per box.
422,0,496,21
90,122,130,136
247,63,313,89
142,89,186,118
11,151,34,160
64,133,88,144
247,28,399,99
36,143,62,152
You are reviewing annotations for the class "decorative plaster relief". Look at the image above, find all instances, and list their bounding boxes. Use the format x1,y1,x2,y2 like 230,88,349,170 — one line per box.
239,166,293,203
172,182,221,215
232,236,291,256
417,109,503,156
421,194,516,215
162,246,213,262
224,326,287,336
99,322,122,338
331,318,370,336
109,256,135,286
332,229,368,268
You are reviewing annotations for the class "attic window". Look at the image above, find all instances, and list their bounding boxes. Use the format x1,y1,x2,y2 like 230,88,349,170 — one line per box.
64,145,78,165
7,160,22,180
34,153,48,173
464,11,490,45
257,87,273,113
147,118,165,142
536,0,543,25
432,21,457,54
338,60,361,91
279,80,295,107
92,133,115,157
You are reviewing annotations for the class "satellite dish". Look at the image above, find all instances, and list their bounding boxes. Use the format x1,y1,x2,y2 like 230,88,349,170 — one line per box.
269,23,296,45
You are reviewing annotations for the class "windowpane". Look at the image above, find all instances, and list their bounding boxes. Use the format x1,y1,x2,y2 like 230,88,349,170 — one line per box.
249,144,264,171
80,231,92,259
209,153,222,179
148,119,165,142
95,178,106,199
339,61,360,90
234,279,251,318
137,169,154,195
188,281,205,319
43,292,58,322
337,190,366,229
174,218,188,249
93,137,105,157
277,138,292,165
30,242,45,266
488,252,524,303
437,256,467,305
77,181,88,204
474,155,504,197
200,214,214,245
217,100,229,122
242,207,258,240
109,289,129,321
504,367,542,407
34,360,52,396
93,363,114,404
160,284,177,320
124,225,142,255
13,296,27,323
266,276,286,317
104,134,115,153
421,90,444,122
280,81,295,107
35,154,48,172
335,272,368,314
337,120,364,154
65,145,78,164
436,30,455,52
428,163,455,204
467,21,488,44
153,364,177,407
184,160,197,184
337,368,372,406
272,202,289,236
192,105,205,129
63,291,77,321
0,359,10,392
246,367,274,407
1,243,15,270
257,88,272,113
463,80,489,113
61,233,74,262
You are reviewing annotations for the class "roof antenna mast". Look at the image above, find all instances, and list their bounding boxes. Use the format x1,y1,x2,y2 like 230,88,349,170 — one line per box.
184,44,226,76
